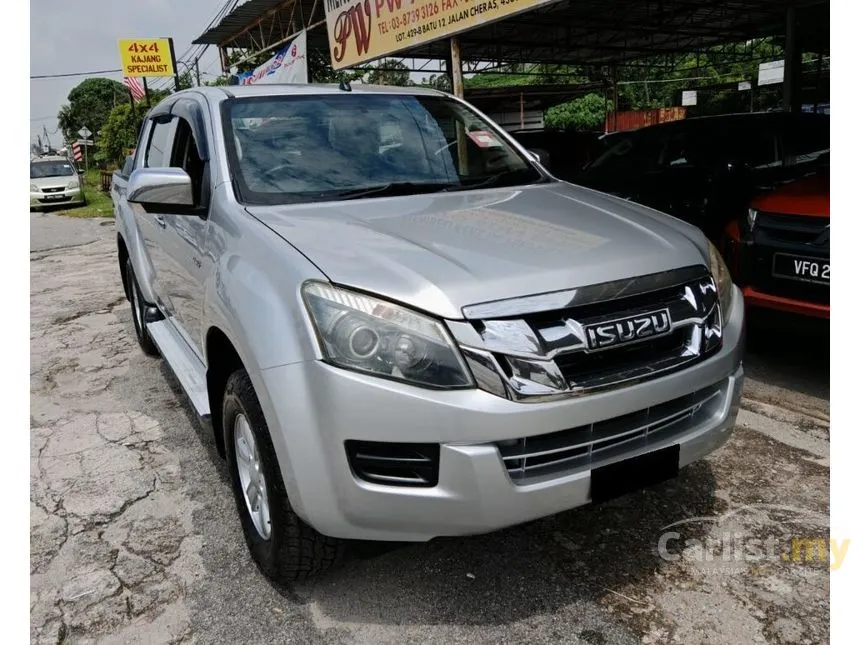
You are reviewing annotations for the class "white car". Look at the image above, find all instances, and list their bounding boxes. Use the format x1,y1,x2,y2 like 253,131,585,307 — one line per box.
30,156,85,210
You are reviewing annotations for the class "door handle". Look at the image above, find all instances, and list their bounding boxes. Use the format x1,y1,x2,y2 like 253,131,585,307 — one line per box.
154,215,166,229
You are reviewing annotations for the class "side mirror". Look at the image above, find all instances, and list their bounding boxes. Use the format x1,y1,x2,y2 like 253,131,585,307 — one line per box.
128,167,194,209
526,148,551,170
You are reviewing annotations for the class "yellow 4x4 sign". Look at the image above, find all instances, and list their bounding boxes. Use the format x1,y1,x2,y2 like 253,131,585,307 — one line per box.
118,38,175,77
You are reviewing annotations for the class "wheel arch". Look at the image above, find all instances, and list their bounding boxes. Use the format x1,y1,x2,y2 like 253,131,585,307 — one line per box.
205,326,246,459
117,234,131,300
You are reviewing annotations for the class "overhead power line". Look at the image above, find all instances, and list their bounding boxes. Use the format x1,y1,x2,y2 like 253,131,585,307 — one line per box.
31,68,122,80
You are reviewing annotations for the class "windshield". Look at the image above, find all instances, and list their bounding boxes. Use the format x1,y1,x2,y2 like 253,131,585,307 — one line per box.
222,94,546,204
586,130,668,174
31,161,76,179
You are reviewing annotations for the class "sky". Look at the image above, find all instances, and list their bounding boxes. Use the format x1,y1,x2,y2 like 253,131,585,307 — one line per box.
30,0,227,148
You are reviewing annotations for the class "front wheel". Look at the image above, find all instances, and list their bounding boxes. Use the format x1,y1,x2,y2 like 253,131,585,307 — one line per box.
223,369,344,582
125,258,159,356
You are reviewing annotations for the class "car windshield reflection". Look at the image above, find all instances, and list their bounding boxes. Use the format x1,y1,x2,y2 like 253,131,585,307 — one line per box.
223,94,547,205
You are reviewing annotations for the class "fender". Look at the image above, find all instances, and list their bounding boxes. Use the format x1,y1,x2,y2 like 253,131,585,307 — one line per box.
115,189,159,305
200,205,331,522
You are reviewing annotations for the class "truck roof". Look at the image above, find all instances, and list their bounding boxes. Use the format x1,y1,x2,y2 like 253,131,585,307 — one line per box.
174,83,449,101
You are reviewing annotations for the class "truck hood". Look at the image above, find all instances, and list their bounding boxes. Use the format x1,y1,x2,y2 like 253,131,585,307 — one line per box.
247,182,710,319
750,172,829,218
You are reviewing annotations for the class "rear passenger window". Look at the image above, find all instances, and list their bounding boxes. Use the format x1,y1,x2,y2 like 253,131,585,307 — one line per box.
145,118,174,168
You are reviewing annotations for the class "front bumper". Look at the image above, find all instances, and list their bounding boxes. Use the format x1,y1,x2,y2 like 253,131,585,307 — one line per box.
742,286,829,319
30,188,83,207
722,219,829,319
255,285,745,542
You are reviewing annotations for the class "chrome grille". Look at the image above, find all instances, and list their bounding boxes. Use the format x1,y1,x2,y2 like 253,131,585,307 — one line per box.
451,266,723,402
496,382,724,483
756,212,829,246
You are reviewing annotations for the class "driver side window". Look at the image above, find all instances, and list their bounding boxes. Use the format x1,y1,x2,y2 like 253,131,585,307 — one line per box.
170,118,205,206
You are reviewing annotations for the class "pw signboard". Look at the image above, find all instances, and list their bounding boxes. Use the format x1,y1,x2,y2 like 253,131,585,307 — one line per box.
325,0,561,69
118,38,176,77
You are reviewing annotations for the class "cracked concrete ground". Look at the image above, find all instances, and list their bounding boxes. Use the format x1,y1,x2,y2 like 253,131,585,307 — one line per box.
31,212,830,644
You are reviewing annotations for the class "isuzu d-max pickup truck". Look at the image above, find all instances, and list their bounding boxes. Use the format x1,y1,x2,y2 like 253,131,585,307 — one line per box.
112,84,744,582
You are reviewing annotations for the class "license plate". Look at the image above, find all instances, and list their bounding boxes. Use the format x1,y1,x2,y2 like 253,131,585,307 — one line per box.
772,253,830,285
42,194,65,201
590,444,679,504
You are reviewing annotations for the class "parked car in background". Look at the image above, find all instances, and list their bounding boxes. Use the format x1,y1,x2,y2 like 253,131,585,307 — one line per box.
721,158,829,319
509,129,605,178
30,155,85,210
112,85,744,582
572,112,830,242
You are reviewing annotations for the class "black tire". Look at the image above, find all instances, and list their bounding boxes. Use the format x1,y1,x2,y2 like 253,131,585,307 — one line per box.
124,258,159,356
223,369,344,582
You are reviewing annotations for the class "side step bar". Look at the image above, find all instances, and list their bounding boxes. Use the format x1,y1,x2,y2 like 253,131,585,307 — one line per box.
146,319,211,422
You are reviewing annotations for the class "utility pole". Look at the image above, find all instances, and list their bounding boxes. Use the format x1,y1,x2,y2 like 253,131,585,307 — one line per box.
168,37,181,92
142,77,152,108
450,37,464,99
194,57,202,87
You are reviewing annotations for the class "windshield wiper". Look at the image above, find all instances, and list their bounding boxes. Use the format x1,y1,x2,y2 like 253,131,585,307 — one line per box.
325,182,456,201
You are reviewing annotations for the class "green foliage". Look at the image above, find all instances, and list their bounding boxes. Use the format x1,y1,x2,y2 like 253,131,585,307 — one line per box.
461,39,792,124
57,77,127,144
616,39,786,114
421,73,451,93
99,103,147,166
466,63,587,89
545,93,610,132
308,48,364,84
59,169,114,218
364,59,410,86
177,70,195,90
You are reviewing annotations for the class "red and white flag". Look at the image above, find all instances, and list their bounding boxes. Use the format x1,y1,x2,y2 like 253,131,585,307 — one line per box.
123,76,146,102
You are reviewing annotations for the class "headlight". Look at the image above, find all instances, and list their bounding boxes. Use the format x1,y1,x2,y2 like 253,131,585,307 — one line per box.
67,180,79,190
707,241,733,318
747,207,758,231
302,282,474,389
30,184,38,192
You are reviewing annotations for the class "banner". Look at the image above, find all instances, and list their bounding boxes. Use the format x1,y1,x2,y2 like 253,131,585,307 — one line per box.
236,31,308,85
118,38,175,77
324,0,559,70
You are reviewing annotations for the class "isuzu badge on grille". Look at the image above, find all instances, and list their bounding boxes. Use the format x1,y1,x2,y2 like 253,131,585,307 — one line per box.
584,308,672,351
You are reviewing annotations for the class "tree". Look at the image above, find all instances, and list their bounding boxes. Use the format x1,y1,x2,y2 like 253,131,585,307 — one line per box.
365,59,410,86
177,70,195,90
421,73,452,93
99,103,147,166
57,77,127,144
307,48,363,84
545,93,611,131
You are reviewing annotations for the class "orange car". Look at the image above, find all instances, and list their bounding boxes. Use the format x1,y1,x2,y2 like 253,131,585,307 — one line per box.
721,169,829,319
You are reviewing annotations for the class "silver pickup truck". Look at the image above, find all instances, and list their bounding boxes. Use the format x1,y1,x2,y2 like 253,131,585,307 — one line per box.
112,84,744,582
